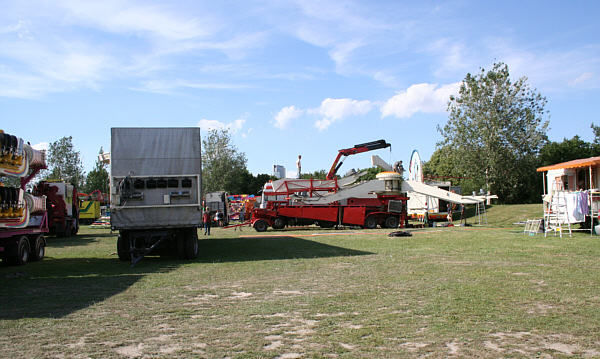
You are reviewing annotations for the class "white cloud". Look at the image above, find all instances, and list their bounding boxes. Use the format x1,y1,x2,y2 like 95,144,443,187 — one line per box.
329,39,364,74
381,82,460,119
274,106,304,129
312,98,372,131
569,72,594,87
197,118,246,133
57,1,215,41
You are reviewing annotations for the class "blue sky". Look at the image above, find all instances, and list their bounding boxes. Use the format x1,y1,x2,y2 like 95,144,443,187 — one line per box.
1,0,599,179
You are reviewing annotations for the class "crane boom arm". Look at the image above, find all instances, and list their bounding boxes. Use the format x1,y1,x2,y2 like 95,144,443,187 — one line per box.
326,139,391,180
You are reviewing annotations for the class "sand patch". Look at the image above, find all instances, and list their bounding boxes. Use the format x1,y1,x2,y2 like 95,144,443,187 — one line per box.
274,354,302,359
446,340,460,354
230,291,252,298
399,342,429,351
115,343,144,358
264,340,284,350
339,343,356,350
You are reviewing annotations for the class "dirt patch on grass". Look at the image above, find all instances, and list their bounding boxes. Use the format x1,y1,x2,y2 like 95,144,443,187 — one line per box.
486,331,599,357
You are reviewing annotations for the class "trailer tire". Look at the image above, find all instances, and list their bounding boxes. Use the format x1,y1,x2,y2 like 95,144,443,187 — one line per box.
364,216,377,229
30,234,46,262
177,237,187,259
273,217,285,230
384,216,399,229
117,234,130,261
253,220,268,232
185,229,199,259
8,236,31,266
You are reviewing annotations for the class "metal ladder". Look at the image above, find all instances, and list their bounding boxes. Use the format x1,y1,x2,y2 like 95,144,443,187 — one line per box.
544,190,572,238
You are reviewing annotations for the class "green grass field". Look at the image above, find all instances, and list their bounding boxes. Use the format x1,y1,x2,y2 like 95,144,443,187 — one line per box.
1,204,599,358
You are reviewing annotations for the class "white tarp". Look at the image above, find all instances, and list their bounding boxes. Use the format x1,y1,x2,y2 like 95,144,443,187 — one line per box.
110,128,202,229
402,180,482,205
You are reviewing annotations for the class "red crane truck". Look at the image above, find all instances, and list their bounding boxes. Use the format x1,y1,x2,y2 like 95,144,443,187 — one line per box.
248,140,409,231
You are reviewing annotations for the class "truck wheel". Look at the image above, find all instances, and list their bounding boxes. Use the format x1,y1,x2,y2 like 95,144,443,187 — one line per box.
364,217,377,229
30,235,46,262
185,229,199,259
272,217,285,230
384,216,399,229
253,220,268,232
177,237,187,259
9,236,31,266
117,234,130,261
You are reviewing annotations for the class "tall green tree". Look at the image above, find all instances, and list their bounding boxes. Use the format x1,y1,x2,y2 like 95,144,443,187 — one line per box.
423,145,480,194
84,147,109,194
201,129,248,194
539,135,594,167
46,136,85,189
437,62,549,204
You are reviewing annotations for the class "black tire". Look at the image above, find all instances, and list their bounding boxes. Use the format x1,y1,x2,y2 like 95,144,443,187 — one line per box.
177,237,187,259
253,220,268,232
364,216,377,229
30,234,46,262
287,218,296,226
185,229,199,259
117,234,130,261
384,216,399,229
272,217,285,230
8,236,31,266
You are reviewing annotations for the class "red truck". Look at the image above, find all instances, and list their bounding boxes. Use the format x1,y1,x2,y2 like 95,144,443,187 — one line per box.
248,140,409,231
0,130,49,265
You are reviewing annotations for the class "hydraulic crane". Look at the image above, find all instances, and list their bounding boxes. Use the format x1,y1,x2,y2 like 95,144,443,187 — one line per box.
326,139,391,180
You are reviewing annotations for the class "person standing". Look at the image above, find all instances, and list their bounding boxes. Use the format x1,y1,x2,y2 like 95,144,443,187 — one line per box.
238,205,245,232
203,208,211,235
393,160,405,177
296,155,302,179
217,210,224,227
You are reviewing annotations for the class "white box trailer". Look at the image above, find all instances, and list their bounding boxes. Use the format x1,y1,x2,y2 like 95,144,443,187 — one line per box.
110,128,202,266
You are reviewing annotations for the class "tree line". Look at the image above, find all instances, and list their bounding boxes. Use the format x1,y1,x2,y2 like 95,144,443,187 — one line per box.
424,62,599,204
27,62,598,204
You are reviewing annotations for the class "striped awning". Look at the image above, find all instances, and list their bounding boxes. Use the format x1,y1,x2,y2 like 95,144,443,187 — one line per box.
537,156,600,172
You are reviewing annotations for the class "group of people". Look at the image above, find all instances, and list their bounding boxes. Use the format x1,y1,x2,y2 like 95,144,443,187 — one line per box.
201,207,246,235
446,203,467,225
201,208,224,235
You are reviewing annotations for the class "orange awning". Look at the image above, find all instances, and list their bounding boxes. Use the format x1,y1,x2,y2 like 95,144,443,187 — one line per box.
537,156,600,172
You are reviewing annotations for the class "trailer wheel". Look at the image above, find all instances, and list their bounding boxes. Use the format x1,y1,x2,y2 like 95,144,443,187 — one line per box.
177,236,187,259
272,217,285,230
384,216,399,229
30,235,46,262
117,234,130,261
8,236,31,266
253,220,268,232
185,229,199,259
364,216,377,229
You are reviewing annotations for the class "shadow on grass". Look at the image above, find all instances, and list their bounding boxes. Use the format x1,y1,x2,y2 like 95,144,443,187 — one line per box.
0,257,178,320
45,232,116,248
0,236,370,319
197,236,373,263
